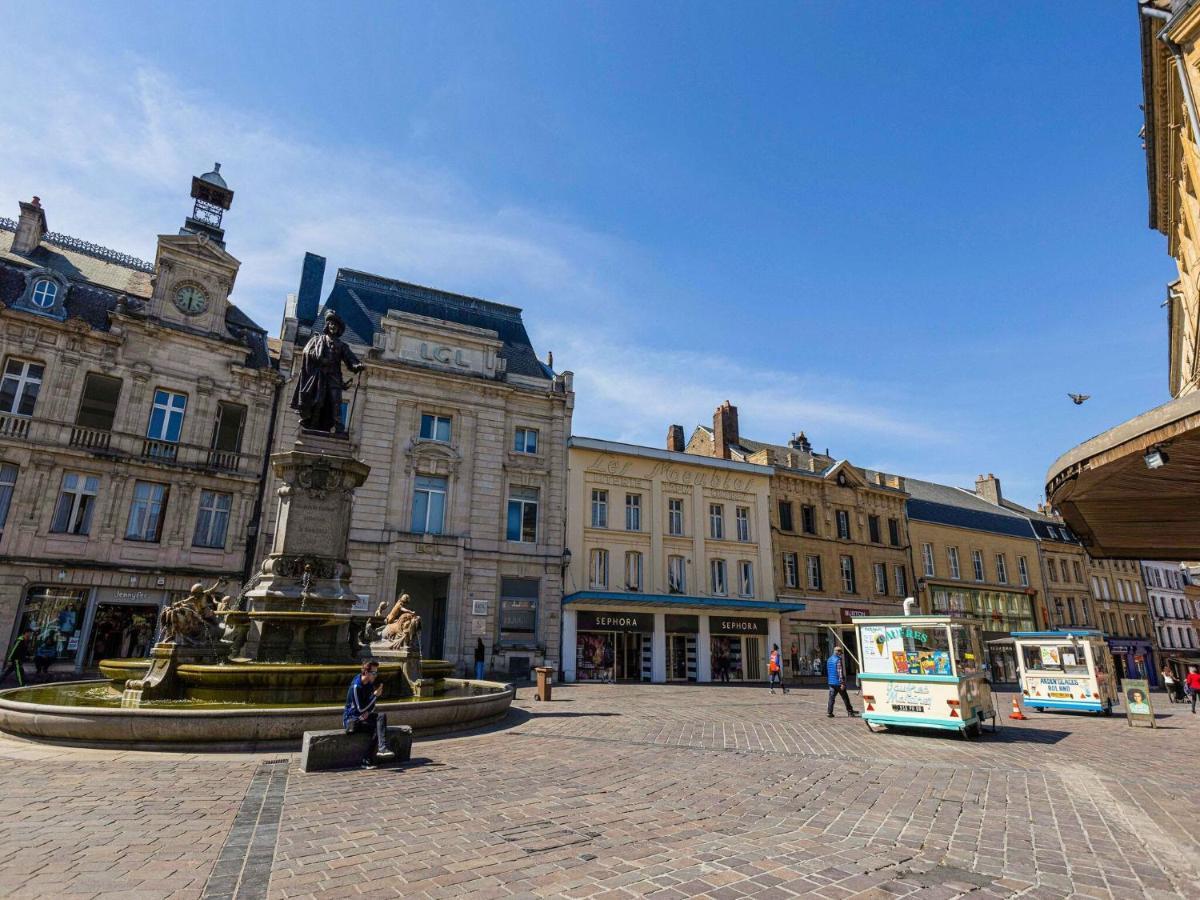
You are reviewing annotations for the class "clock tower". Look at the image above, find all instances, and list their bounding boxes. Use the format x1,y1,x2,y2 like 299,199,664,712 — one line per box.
149,163,241,335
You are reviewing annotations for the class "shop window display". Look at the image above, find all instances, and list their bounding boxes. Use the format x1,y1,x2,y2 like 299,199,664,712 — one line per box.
15,587,88,664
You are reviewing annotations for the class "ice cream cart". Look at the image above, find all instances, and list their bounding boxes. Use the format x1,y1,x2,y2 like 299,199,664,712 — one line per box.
1012,630,1117,715
851,614,997,738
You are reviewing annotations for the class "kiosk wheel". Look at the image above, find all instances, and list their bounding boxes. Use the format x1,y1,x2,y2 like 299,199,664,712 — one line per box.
864,718,886,734
1102,704,1113,717
962,721,982,740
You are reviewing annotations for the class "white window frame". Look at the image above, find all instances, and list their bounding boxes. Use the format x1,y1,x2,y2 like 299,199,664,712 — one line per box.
30,278,58,309
513,426,538,454
893,564,907,597
411,475,448,535
709,504,724,540
1018,556,1030,587
419,413,452,443
625,493,642,532
50,471,99,535
874,562,888,595
506,486,539,543
947,547,961,580
738,560,754,597
147,388,188,443
0,358,44,417
735,506,750,542
840,555,856,594
193,490,233,548
667,555,686,594
667,498,684,536
625,551,643,592
995,554,1008,585
591,489,608,529
836,509,851,540
0,463,18,530
710,558,727,595
807,555,822,590
783,552,798,589
589,549,609,588
971,549,984,582
126,480,168,542
921,543,935,577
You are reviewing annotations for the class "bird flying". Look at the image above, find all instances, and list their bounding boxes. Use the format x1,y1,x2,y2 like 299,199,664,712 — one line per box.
1068,393,1090,405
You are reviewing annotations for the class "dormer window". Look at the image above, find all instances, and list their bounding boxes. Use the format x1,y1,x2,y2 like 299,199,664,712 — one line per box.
30,279,58,309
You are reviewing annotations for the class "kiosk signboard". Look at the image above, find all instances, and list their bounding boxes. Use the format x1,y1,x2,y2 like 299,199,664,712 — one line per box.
1121,678,1155,727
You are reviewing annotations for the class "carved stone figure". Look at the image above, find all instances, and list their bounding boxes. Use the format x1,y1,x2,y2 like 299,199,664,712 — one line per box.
379,591,422,651
159,579,226,646
290,309,364,433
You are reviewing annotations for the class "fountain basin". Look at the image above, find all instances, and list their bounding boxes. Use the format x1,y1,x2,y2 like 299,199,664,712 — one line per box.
0,678,514,750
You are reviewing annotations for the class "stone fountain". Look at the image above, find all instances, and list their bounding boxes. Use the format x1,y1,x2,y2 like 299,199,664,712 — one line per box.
0,310,511,747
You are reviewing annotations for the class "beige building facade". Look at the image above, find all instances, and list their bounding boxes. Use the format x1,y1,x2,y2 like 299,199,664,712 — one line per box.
682,403,911,677
0,168,278,675
1086,557,1156,683
259,261,573,680
564,435,798,683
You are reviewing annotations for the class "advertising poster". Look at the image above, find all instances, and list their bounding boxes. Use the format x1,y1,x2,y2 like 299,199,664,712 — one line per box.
1040,646,1061,667
1121,678,1156,728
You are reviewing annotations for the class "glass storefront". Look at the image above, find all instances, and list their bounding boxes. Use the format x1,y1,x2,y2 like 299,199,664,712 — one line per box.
709,616,767,682
85,603,158,665
18,587,88,665
575,610,653,682
664,614,698,682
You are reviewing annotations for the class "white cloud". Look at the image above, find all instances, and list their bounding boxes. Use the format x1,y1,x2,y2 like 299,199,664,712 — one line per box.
0,48,948,465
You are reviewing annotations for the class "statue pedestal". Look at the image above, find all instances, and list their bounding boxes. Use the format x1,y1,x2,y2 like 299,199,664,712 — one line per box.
121,643,224,707
241,434,371,663
369,645,426,697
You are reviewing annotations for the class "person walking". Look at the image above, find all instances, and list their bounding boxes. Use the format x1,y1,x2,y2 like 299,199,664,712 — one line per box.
1187,666,1200,714
1163,667,1179,703
768,644,787,694
826,646,858,718
474,638,486,681
1,628,36,687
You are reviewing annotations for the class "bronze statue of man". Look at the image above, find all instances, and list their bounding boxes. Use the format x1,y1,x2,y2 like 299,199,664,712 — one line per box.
291,309,364,434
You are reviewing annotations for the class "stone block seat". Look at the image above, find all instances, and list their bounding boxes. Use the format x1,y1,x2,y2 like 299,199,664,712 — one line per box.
300,724,413,772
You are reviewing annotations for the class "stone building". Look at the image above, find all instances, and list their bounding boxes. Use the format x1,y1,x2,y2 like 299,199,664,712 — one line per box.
563,434,800,683
259,258,573,680
1141,560,1200,677
681,403,911,677
904,475,1045,681
1089,557,1157,683
0,167,277,674
1047,1,1200,558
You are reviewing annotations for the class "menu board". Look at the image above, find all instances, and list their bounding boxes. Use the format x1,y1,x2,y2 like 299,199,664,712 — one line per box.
1122,678,1156,728
860,624,950,675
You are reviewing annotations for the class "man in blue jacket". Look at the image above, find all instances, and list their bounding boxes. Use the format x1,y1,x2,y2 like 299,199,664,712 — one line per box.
344,660,395,767
826,646,858,718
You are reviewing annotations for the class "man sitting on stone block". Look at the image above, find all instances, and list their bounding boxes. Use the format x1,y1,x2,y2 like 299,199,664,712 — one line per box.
343,659,394,768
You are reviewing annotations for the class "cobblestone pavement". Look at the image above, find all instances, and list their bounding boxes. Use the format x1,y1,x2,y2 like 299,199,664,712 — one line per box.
1,684,1198,899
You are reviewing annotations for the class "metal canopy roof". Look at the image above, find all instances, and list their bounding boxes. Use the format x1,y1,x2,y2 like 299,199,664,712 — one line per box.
563,591,806,613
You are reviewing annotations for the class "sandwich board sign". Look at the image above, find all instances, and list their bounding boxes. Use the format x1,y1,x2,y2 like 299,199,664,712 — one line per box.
1121,678,1156,728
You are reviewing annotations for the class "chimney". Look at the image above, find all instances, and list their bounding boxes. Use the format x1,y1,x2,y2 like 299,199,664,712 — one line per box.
712,400,739,460
666,424,685,453
12,197,47,256
295,251,327,326
975,473,1002,506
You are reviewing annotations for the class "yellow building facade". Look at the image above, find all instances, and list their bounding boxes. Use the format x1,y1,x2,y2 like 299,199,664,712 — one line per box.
564,436,801,683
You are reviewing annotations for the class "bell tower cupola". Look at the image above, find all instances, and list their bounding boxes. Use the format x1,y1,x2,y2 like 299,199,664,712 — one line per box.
180,162,234,248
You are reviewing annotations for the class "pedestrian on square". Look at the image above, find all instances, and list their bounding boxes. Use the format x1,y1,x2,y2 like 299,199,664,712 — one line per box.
343,659,395,768
1,627,36,687
825,646,858,718
474,638,486,681
768,644,787,694
1163,667,1179,703
789,640,801,678
1186,666,1200,714
33,635,57,678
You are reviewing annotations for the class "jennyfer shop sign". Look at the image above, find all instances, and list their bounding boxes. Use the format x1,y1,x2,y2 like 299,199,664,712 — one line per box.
578,611,654,633
710,616,767,635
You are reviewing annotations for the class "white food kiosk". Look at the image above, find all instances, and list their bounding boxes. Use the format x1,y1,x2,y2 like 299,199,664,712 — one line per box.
850,614,997,738
1011,630,1117,715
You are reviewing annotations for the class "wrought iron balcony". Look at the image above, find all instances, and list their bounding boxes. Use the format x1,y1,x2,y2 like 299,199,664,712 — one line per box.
0,413,253,475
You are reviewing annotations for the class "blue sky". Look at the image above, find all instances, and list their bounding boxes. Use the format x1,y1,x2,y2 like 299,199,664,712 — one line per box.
0,2,1174,506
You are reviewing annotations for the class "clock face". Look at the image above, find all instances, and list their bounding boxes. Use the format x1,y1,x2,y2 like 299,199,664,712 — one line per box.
173,285,209,316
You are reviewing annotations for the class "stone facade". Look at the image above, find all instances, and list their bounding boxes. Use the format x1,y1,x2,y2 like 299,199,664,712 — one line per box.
0,169,278,674
564,435,791,683
682,405,910,676
1142,559,1199,655
258,263,573,680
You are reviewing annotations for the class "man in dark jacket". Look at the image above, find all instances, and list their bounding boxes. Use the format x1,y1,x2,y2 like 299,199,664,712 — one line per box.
344,660,394,767
826,646,859,718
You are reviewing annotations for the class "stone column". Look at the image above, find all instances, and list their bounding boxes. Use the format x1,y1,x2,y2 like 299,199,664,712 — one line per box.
651,612,666,683
561,606,577,682
698,613,712,683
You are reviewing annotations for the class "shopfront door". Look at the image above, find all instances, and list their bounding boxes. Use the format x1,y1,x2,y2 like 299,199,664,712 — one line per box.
666,634,697,681
86,603,158,666
614,632,642,681
709,616,769,682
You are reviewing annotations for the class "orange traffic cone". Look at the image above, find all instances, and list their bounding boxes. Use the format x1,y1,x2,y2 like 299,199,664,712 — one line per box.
1009,694,1028,720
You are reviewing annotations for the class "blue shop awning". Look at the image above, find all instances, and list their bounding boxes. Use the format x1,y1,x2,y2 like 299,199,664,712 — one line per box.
563,591,805,614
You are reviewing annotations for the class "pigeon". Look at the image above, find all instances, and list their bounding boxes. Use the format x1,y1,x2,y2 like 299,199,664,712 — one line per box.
1068,393,1090,405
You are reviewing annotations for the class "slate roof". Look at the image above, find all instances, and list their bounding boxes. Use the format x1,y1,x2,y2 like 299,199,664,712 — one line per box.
998,498,1081,545
904,477,1037,540
316,268,550,380
0,225,271,370
690,425,837,472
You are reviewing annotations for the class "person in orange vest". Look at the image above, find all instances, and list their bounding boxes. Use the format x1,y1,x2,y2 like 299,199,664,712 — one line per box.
768,644,787,695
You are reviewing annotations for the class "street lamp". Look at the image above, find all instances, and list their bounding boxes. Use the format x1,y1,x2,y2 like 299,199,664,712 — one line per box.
1144,446,1170,470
